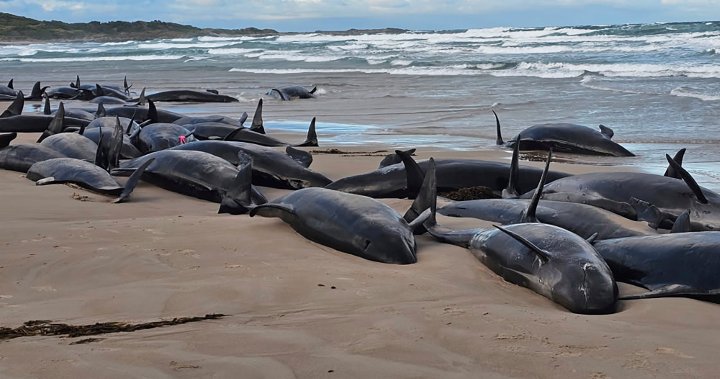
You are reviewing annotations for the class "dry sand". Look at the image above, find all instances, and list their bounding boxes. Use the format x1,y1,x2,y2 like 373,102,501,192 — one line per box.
0,131,718,379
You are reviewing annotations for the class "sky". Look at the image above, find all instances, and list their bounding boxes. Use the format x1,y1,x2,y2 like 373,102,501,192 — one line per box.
0,0,717,32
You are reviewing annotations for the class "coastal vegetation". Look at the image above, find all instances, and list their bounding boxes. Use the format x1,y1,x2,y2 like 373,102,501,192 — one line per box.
0,12,277,42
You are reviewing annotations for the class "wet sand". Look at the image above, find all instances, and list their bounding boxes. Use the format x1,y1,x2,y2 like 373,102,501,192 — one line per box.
0,124,718,378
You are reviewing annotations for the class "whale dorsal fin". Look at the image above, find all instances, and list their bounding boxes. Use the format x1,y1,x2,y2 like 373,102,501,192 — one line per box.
42,94,53,115
502,137,520,198
586,232,599,244
599,124,614,139
74,75,80,89
217,152,258,214
126,111,137,135
309,86,317,94
670,210,692,233
136,87,146,106
7,78,13,89
37,102,65,143
95,84,105,96
106,116,124,171
147,100,158,124
29,82,44,100
94,130,106,168
250,98,265,134
0,132,17,148
1,92,24,118
296,117,318,147
521,149,552,223
663,148,686,179
665,154,708,204
493,225,551,262
493,110,504,145
95,102,106,119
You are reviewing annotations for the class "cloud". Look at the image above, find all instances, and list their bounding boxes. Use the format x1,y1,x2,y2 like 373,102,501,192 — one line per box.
38,0,86,12
2,0,719,31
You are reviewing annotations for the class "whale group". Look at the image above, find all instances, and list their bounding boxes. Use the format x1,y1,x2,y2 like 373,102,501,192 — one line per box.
1,75,719,315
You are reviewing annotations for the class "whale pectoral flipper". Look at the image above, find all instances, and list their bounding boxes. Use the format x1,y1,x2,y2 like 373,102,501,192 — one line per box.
502,139,520,198
620,285,719,301
396,149,425,200
663,148,686,179
521,149,552,223
408,208,432,234
249,203,296,218
286,146,313,168
113,157,154,203
35,176,58,186
629,197,667,229
665,154,708,204
493,225,551,262
239,112,248,126
403,157,436,234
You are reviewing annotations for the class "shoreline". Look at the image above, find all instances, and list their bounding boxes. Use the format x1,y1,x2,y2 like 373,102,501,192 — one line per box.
1,129,718,377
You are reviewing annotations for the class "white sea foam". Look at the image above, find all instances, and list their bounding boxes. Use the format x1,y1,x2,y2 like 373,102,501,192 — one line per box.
136,41,233,50
670,86,720,101
100,41,135,46
229,67,479,76
0,55,184,63
390,60,412,66
208,48,261,55
198,35,257,42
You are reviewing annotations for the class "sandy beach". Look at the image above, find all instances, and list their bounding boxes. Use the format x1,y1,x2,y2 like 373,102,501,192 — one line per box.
0,119,718,378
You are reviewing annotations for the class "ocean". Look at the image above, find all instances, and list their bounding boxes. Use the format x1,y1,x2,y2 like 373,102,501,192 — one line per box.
1,21,719,190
